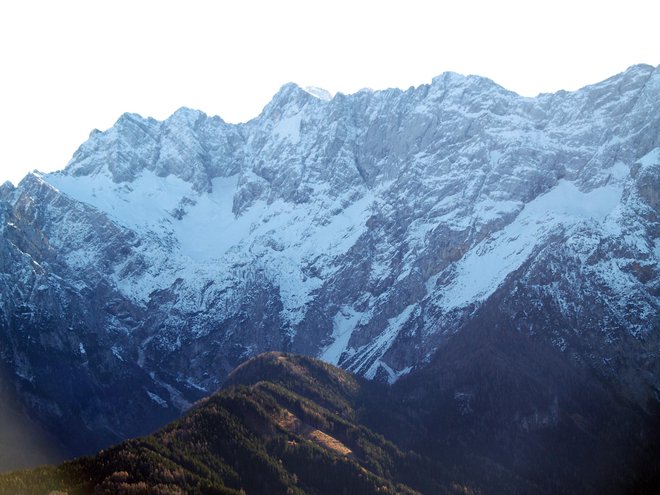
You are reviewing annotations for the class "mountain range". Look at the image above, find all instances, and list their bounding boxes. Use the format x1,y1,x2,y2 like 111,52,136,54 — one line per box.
0,64,658,491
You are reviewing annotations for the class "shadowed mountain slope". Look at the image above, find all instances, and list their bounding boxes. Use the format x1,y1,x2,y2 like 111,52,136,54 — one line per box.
2,351,658,494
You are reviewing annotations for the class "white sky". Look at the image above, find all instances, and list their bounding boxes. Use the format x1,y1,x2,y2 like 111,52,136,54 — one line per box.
1,0,658,186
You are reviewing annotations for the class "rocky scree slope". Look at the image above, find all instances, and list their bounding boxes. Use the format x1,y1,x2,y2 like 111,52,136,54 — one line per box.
0,64,659,462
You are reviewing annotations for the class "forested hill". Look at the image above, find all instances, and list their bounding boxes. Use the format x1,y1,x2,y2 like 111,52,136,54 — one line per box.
2,351,658,494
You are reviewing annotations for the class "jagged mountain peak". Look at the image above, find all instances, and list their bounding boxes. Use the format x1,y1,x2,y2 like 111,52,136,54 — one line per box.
0,180,15,196
255,81,330,123
55,63,660,192
430,70,501,90
109,106,212,132
617,62,657,79
16,170,51,190
566,63,658,100
168,106,209,121
271,81,318,105
270,82,334,103
60,105,240,192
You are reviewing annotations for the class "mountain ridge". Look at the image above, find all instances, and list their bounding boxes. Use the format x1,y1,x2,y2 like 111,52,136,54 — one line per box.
0,64,658,466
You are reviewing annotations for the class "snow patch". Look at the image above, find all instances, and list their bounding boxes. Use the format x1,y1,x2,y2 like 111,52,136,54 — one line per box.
272,113,302,143
111,345,124,361
46,169,195,235
320,306,364,365
352,304,419,379
472,198,522,224
146,391,168,408
637,147,660,170
304,86,332,101
376,362,414,384
44,168,374,324
440,179,624,311
175,175,254,261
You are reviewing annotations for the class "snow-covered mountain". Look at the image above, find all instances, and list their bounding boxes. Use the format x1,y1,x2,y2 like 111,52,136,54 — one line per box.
1,64,658,462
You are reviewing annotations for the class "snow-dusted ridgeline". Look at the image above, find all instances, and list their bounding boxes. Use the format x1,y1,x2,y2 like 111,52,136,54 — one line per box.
0,65,658,458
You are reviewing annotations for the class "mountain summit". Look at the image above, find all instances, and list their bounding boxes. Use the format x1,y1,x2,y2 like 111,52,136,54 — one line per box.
0,65,658,469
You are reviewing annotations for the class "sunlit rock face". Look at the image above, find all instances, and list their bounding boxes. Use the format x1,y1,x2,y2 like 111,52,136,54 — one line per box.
0,64,658,461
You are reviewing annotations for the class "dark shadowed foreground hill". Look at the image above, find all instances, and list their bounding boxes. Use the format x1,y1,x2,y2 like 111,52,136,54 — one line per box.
1,350,658,494
0,353,445,495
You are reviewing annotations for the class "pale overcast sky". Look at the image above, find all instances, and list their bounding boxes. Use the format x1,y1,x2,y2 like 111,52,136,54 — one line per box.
1,0,658,185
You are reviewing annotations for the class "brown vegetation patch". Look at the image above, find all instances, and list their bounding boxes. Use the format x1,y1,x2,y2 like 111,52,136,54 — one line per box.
306,429,353,456
277,409,352,456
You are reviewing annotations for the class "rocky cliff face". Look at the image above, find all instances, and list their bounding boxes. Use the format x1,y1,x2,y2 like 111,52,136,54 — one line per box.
0,64,658,463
